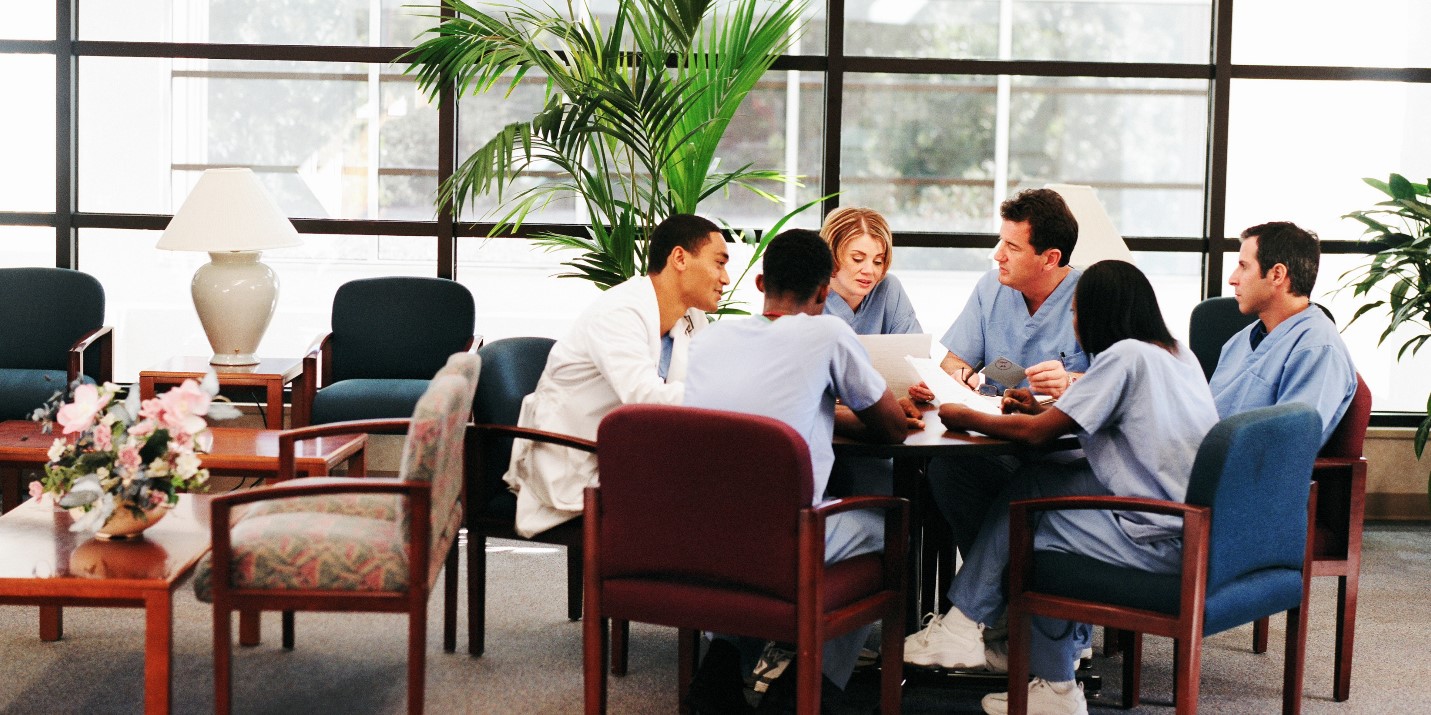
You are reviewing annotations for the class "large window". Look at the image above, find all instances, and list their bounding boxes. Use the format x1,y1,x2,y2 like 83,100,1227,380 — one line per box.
3,0,1429,416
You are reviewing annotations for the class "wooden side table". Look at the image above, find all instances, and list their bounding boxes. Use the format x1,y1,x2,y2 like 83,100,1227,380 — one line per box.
138,356,306,430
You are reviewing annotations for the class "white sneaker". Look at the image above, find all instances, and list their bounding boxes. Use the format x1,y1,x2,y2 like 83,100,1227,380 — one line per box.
903,611,986,669
982,678,1088,715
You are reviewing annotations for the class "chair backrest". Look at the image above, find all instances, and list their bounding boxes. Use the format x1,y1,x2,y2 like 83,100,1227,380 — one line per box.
472,337,556,505
329,277,475,382
596,404,814,602
1188,296,1256,380
1320,373,1372,459
0,267,105,373
1184,403,1321,593
399,353,480,546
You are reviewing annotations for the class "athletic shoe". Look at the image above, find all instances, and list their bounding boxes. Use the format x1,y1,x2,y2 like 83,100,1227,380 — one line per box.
981,678,1088,715
903,611,986,669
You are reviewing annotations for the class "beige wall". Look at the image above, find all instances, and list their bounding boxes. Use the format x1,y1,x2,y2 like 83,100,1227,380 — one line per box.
1365,428,1431,521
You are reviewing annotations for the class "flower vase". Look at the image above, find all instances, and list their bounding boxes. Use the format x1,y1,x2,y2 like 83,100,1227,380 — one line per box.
95,503,169,540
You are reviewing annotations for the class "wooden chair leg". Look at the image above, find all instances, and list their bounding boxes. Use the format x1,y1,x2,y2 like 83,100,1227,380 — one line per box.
1007,608,1031,715
611,619,630,676
443,541,458,653
1103,627,1124,658
1333,573,1358,701
214,605,233,715
881,612,904,714
471,529,487,656
1120,630,1142,709
799,639,823,715
409,603,428,715
1284,606,1308,715
567,545,583,620
1253,616,1270,653
239,609,261,647
583,615,608,715
281,611,295,650
677,628,699,715
1173,636,1202,715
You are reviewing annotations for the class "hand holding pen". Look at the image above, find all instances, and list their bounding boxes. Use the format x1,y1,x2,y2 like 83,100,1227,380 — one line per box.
1025,351,1078,397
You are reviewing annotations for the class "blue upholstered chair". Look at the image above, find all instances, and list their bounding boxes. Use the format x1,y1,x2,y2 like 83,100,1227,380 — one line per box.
1004,403,1322,714
466,337,596,655
1187,296,1256,380
0,267,112,420
294,276,476,427
196,352,478,715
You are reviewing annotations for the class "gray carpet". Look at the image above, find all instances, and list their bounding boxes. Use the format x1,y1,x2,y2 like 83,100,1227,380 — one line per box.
1,524,1427,714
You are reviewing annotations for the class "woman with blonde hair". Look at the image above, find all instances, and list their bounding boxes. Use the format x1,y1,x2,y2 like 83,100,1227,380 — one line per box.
820,206,922,334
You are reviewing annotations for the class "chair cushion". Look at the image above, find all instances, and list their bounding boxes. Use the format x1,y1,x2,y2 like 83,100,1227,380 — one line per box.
1032,551,1304,637
193,511,408,602
600,553,885,642
241,478,403,522
0,368,71,420
329,277,474,382
311,378,431,425
0,267,105,372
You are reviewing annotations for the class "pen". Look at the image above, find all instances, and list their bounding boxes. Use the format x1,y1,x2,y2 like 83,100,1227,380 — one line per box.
960,361,983,386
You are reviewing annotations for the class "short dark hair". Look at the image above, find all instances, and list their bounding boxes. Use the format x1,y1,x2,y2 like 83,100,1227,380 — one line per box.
648,214,721,274
1073,260,1176,355
1240,221,1320,297
1000,189,1078,266
761,229,833,302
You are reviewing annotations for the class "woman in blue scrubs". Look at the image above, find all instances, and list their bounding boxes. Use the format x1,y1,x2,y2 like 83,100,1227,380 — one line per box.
820,207,922,335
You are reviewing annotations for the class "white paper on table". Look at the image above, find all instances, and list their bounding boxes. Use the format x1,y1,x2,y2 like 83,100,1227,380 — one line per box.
904,356,1004,415
857,333,931,398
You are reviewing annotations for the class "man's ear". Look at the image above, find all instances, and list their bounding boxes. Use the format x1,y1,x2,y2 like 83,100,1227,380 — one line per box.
755,273,766,294
1041,248,1063,270
668,245,689,272
1268,262,1290,288
814,283,830,305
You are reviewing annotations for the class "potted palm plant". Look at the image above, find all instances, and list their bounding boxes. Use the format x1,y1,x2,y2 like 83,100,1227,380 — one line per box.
402,0,816,303
1342,173,1431,505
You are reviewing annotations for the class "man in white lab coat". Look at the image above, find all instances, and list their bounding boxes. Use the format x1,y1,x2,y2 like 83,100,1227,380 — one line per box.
504,214,731,537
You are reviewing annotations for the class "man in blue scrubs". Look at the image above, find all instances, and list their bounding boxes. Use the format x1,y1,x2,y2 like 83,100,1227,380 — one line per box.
921,188,1090,562
682,229,913,713
1211,221,1356,444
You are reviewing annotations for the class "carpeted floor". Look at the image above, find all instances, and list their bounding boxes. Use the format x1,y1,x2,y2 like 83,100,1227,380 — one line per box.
1,524,1427,714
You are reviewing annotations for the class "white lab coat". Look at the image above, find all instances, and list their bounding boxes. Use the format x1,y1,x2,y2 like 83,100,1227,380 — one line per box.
504,276,705,537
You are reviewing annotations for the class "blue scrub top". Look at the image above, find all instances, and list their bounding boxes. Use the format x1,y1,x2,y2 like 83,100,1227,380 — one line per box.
823,273,923,336
939,268,1088,388
1209,305,1356,446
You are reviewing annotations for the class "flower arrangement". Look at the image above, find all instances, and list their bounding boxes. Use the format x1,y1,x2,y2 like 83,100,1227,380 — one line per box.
32,374,240,533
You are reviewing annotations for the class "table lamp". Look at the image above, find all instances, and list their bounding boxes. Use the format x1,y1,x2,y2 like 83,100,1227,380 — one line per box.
1046,183,1136,268
156,168,302,366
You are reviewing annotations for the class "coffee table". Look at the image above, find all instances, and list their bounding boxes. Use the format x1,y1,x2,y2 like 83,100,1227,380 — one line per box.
0,421,367,514
0,493,211,714
138,356,307,430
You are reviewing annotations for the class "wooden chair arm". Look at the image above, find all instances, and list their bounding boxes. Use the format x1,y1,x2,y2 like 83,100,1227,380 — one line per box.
67,326,113,385
1010,494,1205,520
470,423,597,453
277,418,413,480
808,494,908,518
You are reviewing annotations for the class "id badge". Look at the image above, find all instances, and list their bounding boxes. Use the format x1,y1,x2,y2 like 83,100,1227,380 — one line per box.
981,356,1026,390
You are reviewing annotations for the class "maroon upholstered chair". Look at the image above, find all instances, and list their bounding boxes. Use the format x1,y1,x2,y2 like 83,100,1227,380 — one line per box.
1252,373,1372,701
583,404,908,714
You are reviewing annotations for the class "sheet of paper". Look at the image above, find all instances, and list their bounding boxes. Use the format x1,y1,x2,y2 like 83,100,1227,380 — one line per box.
904,356,1004,415
857,333,931,398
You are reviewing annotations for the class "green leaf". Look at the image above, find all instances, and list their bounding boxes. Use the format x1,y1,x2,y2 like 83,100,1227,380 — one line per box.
1389,173,1415,200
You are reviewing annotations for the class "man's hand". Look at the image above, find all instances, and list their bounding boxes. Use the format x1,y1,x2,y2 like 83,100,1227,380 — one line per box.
938,403,976,432
896,396,926,430
1000,388,1043,415
908,382,935,403
1025,359,1078,398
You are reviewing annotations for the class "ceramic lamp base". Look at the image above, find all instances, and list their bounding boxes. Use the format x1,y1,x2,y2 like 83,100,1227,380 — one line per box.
191,250,279,366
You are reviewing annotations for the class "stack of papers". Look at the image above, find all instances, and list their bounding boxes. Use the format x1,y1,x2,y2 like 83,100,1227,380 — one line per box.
904,357,1005,415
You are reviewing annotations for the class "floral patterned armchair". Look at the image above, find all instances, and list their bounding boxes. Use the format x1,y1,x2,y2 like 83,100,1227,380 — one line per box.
194,352,478,715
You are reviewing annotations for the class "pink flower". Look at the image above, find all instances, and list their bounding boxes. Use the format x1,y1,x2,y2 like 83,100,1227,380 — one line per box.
157,380,211,436
118,444,142,473
138,397,166,420
28,481,44,501
128,419,156,437
56,384,111,434
93,425,113,451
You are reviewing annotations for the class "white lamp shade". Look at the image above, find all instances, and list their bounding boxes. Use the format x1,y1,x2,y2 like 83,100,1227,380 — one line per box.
1046,183,1135,268
157,168,302,252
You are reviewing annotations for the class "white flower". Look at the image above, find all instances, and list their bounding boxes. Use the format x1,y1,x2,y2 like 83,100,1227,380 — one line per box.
47,438,67,462
175,452,202,478
95,467,109,479
148,458,171,477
